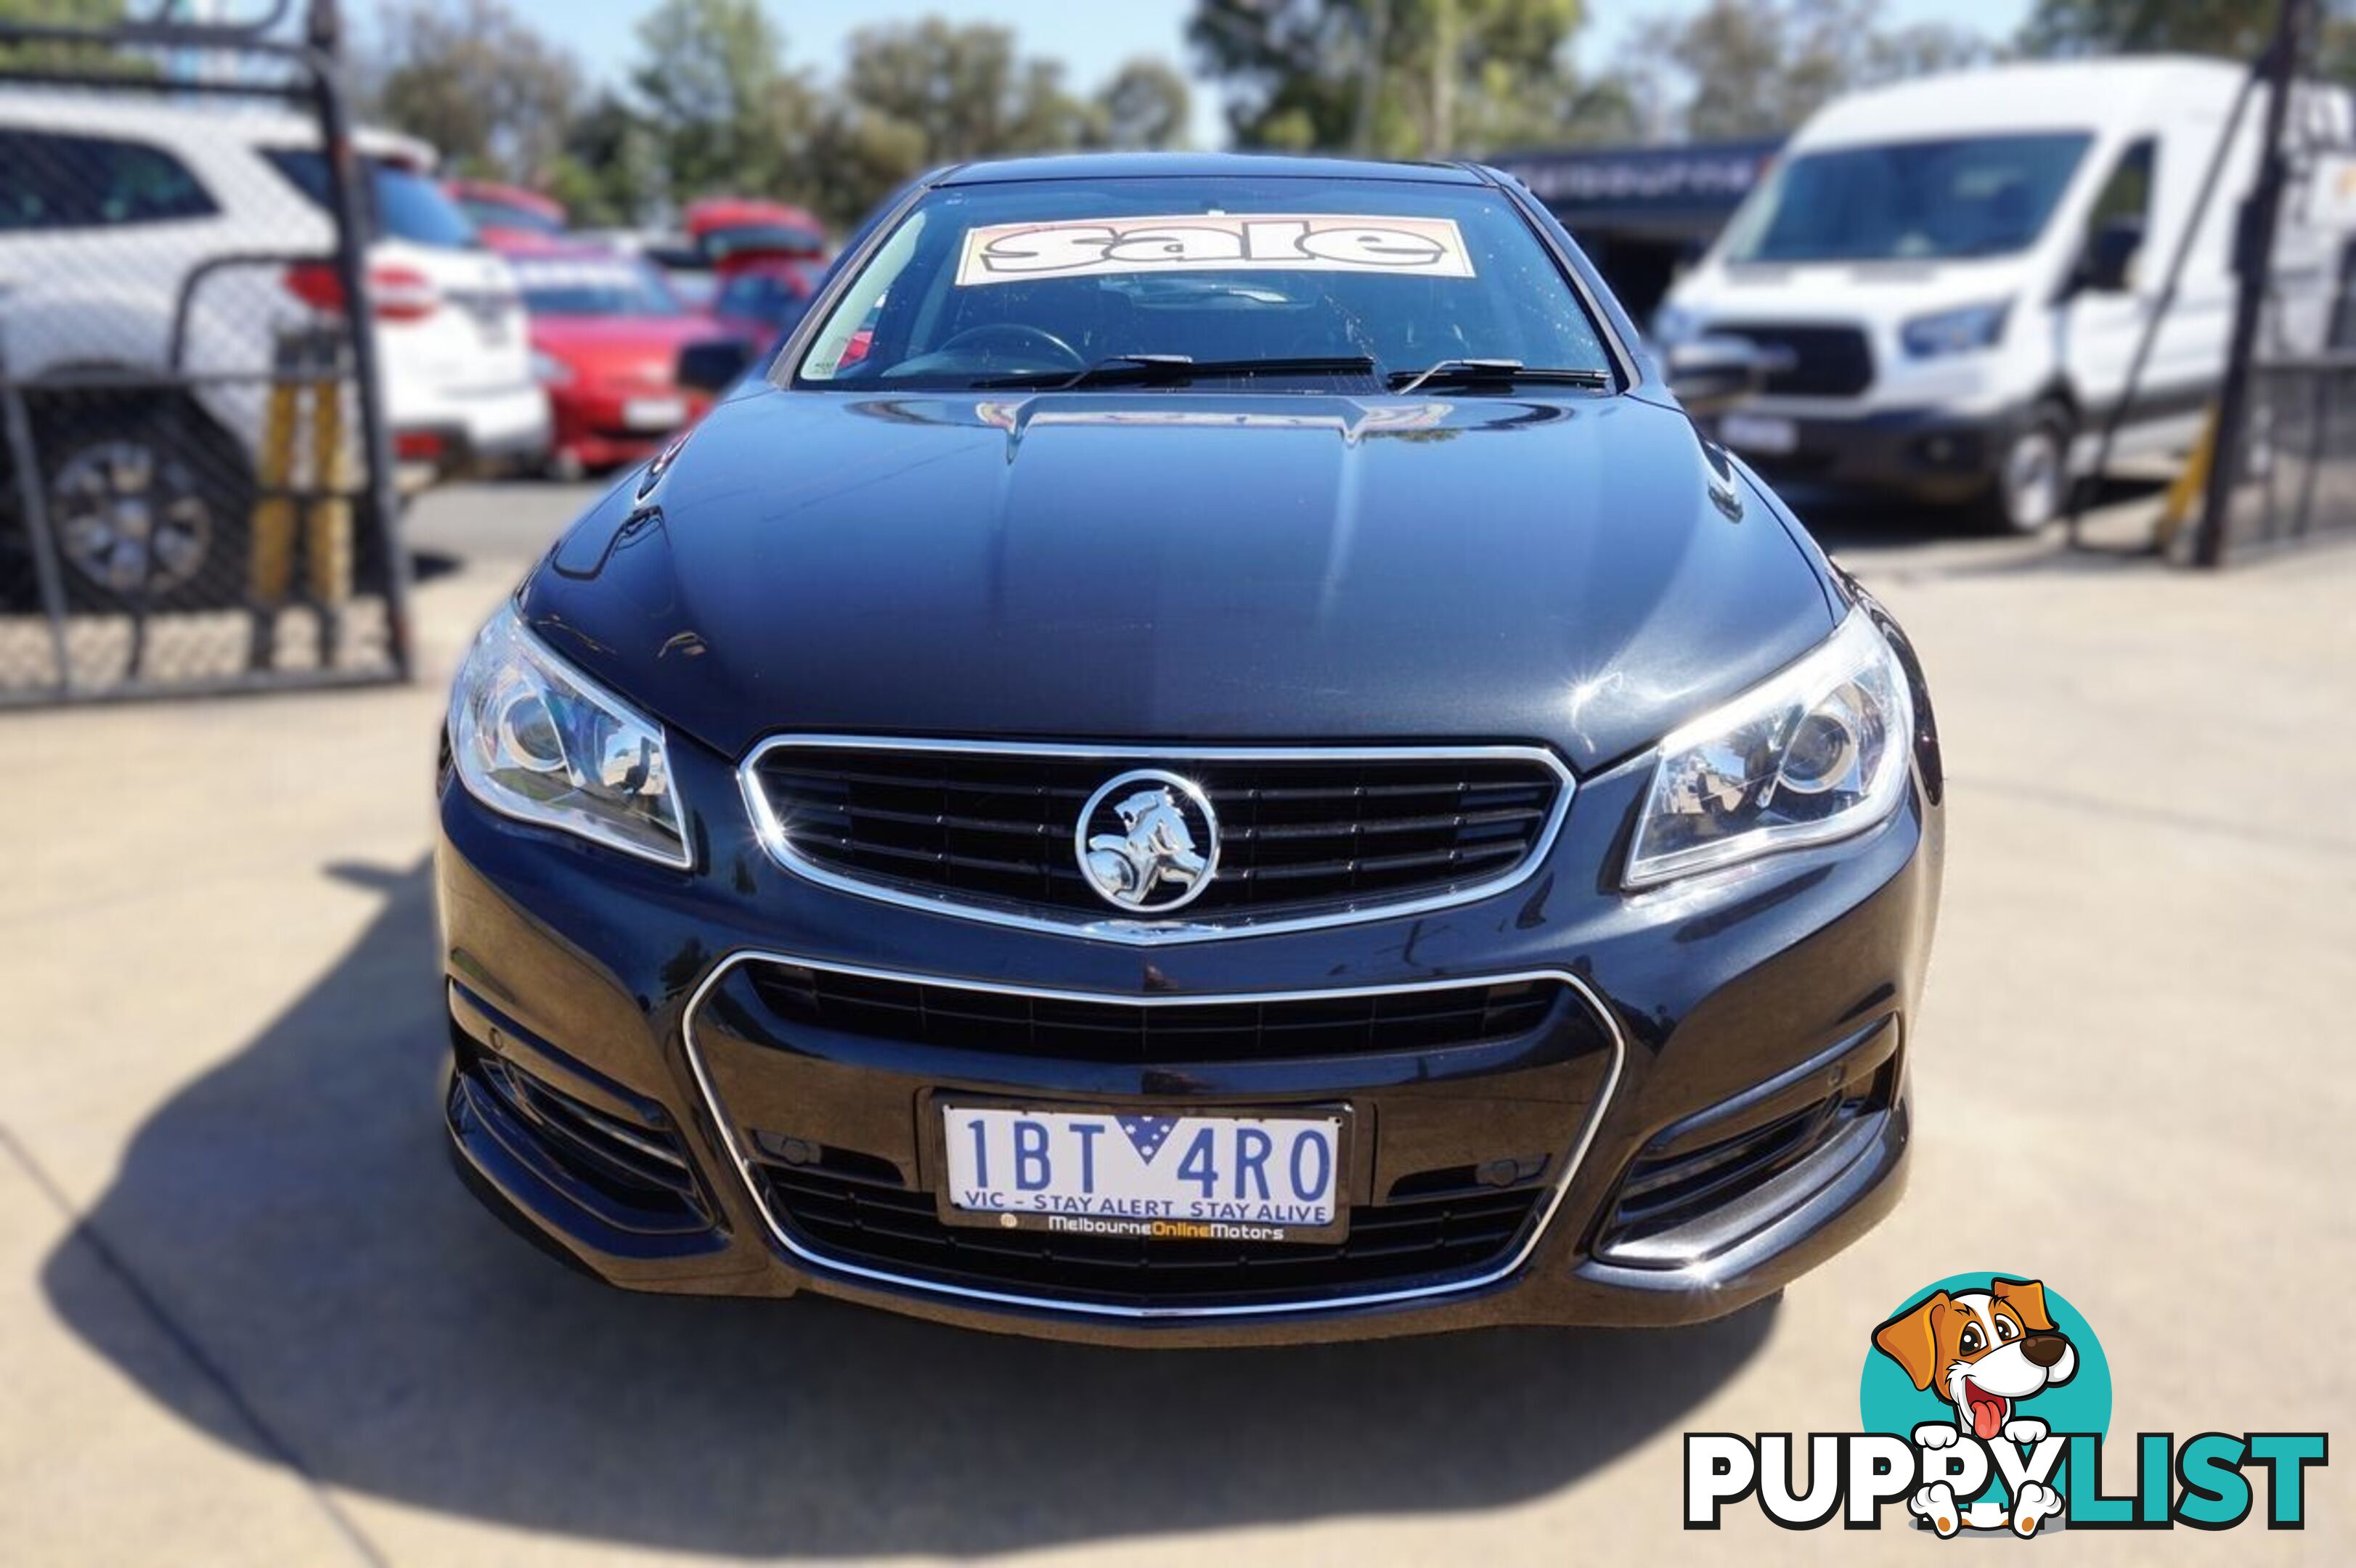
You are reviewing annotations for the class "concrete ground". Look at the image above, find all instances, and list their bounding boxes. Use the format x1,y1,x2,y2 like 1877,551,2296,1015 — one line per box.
2,479,2349,1565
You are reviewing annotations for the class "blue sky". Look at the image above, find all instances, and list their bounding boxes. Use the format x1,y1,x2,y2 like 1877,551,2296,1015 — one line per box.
508,0,2034,147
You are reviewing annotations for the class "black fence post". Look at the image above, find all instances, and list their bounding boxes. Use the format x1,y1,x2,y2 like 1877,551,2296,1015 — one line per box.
303,0,412,679
0,351,74,695
2195,0,2309,568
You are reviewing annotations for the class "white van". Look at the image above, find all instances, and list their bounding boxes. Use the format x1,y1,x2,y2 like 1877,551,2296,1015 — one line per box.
1657,57,2313,532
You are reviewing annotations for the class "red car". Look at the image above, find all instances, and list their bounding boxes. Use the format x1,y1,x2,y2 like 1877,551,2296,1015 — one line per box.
685,197,832,348
445,179,566,245
498,241,733,478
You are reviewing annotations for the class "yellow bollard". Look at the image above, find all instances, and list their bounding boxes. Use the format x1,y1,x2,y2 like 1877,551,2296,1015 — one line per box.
250,330,358,667
304,367,352,608
248,369,301,608
2153,406,2218,553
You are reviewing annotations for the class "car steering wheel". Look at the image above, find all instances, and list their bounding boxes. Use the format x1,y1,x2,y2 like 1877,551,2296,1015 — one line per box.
936,323,1083,369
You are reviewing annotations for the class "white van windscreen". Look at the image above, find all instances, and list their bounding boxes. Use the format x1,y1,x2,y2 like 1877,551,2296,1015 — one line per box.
1722,134,2092,264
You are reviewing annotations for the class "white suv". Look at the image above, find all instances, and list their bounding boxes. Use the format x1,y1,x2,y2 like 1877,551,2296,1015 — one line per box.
0,91,549,608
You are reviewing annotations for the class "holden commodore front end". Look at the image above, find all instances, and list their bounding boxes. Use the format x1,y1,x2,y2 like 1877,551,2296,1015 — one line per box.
435,154,1944,1345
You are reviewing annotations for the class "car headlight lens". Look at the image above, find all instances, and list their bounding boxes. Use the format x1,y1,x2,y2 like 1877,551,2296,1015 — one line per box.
530,349,574,385
1627,613,1915,887
449,605,690,867
1901,301,2010,359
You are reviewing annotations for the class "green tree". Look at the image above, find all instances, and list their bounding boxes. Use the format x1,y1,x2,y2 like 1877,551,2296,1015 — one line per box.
2017,0,2356,74
363,0,583,183
796,99,930,228
1098,57,1193,148
1622,0,1991,142
542,90,664,229
786,23,1192,226
2017,0,2273,58
840,19,1098,162
0,0,144,75
1189,0,1619,157
629,0,818,205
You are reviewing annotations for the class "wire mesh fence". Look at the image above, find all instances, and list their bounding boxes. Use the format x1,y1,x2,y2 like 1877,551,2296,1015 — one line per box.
2206,180,2356,556
2193,0,2356,563
0,0,410,703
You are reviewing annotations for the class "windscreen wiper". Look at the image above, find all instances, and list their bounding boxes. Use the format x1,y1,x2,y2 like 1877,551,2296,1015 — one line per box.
1385,357,1613,396
976,354,1379,391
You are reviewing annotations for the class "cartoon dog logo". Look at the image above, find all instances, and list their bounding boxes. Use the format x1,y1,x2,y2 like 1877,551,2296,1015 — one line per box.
1872,1276,2079,1538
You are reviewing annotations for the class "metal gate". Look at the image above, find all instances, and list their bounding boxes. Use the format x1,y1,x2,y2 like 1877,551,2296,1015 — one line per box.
2193,0,2356,563
0,0,407,703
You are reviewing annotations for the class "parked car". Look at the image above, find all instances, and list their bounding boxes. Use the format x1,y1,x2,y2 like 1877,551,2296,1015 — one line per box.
495,240,730,478
576,226,718,312
439,153,1944,1346
682,197,828,259
445,179,567,244
1656,57,2349,532
685,197,831,347
257,131,548,487
0,91,547,608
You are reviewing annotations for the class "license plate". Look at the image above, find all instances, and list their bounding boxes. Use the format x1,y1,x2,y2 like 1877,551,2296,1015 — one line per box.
1720,412,1799,454
940,1103,1346,1242
624,396,688,431
463,302,512,348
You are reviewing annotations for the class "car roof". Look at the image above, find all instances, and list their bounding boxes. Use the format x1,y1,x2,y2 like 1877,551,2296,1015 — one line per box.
934,152,1489,187
448,177,564,213
0,87,431,166
1795,57,2246,148
491,237,629,262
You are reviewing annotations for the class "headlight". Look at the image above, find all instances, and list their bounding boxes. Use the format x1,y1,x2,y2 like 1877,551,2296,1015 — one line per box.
1627,613,1915,887
530,349,574,385
1901,301,2010,359
449,605,690,867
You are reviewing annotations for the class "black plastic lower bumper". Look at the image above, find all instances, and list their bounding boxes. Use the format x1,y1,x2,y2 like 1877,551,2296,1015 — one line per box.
1716,404,2029,505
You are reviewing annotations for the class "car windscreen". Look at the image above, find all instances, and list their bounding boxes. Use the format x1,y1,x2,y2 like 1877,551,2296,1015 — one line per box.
268,150,480,250
792,176,1613,390
513,255,682,317
461,197,563,237
704,223,826,260
1721,134,2092,264
717,269,816,328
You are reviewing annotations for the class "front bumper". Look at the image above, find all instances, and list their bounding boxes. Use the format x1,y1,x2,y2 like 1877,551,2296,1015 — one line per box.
547,385,708,472
394,380,553,480
435,691,1944,1346
1714,404,2031,505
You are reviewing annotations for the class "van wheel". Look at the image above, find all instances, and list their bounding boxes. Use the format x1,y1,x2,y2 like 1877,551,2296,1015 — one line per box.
9,391,255,613
1976,405,2072,535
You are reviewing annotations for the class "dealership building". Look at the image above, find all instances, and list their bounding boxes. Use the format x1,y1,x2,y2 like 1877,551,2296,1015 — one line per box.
1490,138,1782,326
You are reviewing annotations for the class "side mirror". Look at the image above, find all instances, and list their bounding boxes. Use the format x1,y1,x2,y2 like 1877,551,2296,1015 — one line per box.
677,338,757,398
2076,216,2144,294
1666,335,1781,416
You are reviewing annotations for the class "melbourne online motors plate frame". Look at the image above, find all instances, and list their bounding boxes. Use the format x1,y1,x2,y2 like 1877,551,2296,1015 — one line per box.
931,1095,1356,1245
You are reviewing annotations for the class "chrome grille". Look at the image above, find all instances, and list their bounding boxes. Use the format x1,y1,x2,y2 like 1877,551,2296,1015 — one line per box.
739,739,1572,938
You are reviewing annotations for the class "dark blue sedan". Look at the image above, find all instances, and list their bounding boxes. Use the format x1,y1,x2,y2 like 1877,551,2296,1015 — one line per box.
435,155,1942,1344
